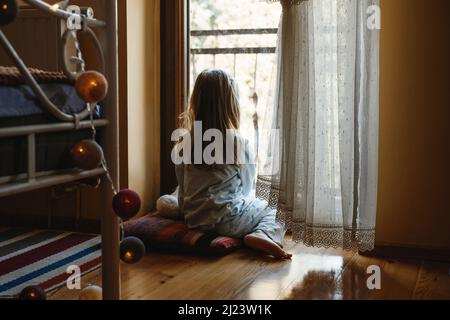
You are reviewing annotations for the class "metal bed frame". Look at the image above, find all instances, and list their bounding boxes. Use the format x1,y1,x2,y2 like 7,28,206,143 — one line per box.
0,0,121,299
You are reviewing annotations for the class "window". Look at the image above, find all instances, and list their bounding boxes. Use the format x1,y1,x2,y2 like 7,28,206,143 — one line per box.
189,0,282,152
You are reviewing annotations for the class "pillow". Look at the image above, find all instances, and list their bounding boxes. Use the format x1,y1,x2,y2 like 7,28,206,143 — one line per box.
123,213,242,255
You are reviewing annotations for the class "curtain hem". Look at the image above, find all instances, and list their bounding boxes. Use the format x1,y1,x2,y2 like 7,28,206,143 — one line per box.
257,175,375,252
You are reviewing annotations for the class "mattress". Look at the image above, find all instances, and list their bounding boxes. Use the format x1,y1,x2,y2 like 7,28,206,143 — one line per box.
0,83,100,120
0,67,101,121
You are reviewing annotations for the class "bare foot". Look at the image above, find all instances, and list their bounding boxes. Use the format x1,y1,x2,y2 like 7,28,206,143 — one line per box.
244,231,292,260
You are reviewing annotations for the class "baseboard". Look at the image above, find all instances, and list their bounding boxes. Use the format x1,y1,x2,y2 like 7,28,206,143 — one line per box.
360,243,450,262
0,214,100,234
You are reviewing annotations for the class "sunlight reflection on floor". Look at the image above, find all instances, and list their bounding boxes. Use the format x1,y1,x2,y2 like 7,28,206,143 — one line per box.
245,249,346,300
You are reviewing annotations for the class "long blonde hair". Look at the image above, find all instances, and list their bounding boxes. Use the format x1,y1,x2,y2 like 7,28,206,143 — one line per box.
179,69,241,165
181,69,240,134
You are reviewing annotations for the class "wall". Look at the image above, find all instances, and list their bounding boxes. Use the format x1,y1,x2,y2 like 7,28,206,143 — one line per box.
123,0,161,215
377,0,450,249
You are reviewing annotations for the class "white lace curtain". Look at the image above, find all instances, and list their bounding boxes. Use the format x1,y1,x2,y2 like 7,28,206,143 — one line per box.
257,0,380,251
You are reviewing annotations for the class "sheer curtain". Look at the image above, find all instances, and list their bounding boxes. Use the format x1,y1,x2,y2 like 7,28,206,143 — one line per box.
257,0,379,251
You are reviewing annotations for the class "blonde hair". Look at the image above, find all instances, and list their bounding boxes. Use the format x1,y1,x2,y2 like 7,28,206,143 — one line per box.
177,69,241,165
180,69,240,134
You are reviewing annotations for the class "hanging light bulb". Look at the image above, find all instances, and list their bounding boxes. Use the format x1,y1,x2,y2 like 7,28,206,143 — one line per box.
120,236,145,264
19,285,47,300
0,0,18,26
112,189,141,220
75,71,109,103
70,140,104,170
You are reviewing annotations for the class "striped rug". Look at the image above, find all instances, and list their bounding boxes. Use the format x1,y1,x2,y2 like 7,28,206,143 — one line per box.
0,227,101,298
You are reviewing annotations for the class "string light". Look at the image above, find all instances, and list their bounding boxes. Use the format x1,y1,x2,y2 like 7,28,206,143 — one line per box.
70,139,104,170
0,0,18,26
78,90,145,265
112,189,141,220
19,285,47,300
57,4,145,267
79,285,102,300
75,71,108,104
120,236,145,264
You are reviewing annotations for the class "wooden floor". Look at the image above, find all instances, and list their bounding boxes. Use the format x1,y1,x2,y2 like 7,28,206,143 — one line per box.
49,240,450,300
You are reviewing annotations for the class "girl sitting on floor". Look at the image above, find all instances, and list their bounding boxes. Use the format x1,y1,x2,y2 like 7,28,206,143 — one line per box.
172,69,291,259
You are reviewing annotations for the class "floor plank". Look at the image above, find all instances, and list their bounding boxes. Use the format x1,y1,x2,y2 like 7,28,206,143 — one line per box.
338,254,387,300
413,261,450,300
370,258,422,300
49,240,450,300
282,246,356,300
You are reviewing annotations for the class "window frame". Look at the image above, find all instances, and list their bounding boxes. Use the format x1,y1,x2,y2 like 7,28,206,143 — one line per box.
160,0,190,194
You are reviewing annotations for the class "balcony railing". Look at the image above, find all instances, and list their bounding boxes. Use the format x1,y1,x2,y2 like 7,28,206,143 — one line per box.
190,28,279,155
190,28,278,55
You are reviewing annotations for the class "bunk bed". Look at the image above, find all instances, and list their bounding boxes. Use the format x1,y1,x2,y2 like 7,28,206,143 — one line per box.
0,0,121,299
